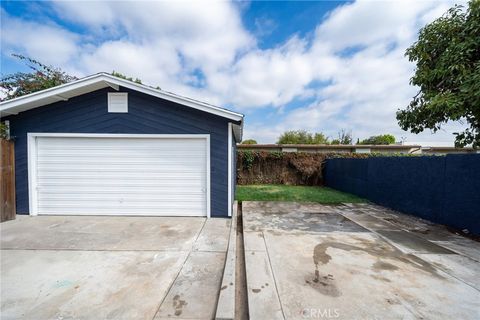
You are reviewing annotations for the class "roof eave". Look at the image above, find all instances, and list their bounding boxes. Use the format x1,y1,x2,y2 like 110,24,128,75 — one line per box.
0,73,244,122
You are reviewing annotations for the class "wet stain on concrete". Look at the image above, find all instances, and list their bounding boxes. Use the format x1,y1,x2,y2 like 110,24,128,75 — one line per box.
386,298,401,305
383,217,398,223
373,260,399,271
246,201,338,216
371,274,392,282
173,294,187,316
340,216,351,223
305,272,341,297
245,210,368,233
411,228,430,235
308,236,444,294
313,242,361,266
376,230,456,254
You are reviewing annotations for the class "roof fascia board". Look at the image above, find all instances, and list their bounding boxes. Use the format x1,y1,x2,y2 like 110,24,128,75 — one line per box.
0,74,108,113
1,73,244,123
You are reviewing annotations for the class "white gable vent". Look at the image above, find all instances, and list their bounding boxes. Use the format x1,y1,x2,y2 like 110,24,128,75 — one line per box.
108,92,128,113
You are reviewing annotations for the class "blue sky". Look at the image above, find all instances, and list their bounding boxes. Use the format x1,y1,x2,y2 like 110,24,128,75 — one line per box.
1,0,465,145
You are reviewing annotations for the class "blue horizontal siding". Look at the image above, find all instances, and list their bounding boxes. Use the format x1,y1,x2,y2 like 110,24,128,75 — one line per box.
4,87,237,217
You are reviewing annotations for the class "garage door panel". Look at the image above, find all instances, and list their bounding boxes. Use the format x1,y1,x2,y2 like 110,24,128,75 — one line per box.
37,188,205,196
37,172,206,179
35,207,204,216
38,199,205,207
37,179,205,187
37,149,206,156
33,136,208,216
38,194,205,202
37,185,205,193
37,140,205,151
37,160,204,166
37,167,205,174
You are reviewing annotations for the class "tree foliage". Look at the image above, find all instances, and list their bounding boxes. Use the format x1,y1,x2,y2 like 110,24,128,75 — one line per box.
241,139,258,145
358,134,396,145
330,129,353,145
276,130,329,144
111,71,161,89
111,71,143,84
0,54,77,102
397,1,480,147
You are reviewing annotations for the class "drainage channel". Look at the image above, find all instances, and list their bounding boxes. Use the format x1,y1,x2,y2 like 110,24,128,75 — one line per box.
235,202,249,320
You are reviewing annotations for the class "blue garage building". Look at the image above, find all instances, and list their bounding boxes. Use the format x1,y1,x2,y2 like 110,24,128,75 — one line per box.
0,73,243,218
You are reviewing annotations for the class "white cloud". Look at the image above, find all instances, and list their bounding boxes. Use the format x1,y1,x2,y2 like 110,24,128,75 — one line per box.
53,1,254,74
1,9,78,65
1,0,465,145
314,1,433,51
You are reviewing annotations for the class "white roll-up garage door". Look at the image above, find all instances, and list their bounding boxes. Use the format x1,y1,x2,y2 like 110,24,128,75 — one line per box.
29,134,209,216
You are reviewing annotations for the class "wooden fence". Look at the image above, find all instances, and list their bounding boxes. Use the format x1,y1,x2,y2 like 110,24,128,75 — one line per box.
1,139,15,222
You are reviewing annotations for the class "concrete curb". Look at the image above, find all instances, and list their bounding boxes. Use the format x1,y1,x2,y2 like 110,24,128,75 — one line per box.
215,201,237,320
242,202,284,320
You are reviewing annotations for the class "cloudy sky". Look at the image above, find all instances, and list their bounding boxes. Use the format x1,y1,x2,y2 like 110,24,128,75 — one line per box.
1,0,467,145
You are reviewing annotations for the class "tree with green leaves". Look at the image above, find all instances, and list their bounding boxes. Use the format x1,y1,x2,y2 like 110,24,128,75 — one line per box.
241,139,258,145
0,54,78,138
358,134,396,145
312,132,329,144
0,54,77,102
397,1,480,148
276,130,329,144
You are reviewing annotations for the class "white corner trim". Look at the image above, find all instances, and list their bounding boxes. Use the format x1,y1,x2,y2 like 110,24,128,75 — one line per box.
27,132,212,217
206,134,211,218
227,122,233,217
27,133,38,216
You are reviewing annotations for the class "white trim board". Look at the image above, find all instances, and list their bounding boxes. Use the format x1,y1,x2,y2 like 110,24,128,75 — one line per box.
228,122,233,217
1,73,244,136
27,132,211,218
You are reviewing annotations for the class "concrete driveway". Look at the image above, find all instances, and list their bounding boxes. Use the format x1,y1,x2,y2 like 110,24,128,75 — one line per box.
242,201,480,320
1,215,231,320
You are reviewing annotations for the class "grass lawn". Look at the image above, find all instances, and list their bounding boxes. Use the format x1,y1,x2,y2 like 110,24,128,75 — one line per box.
236,184,367,204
